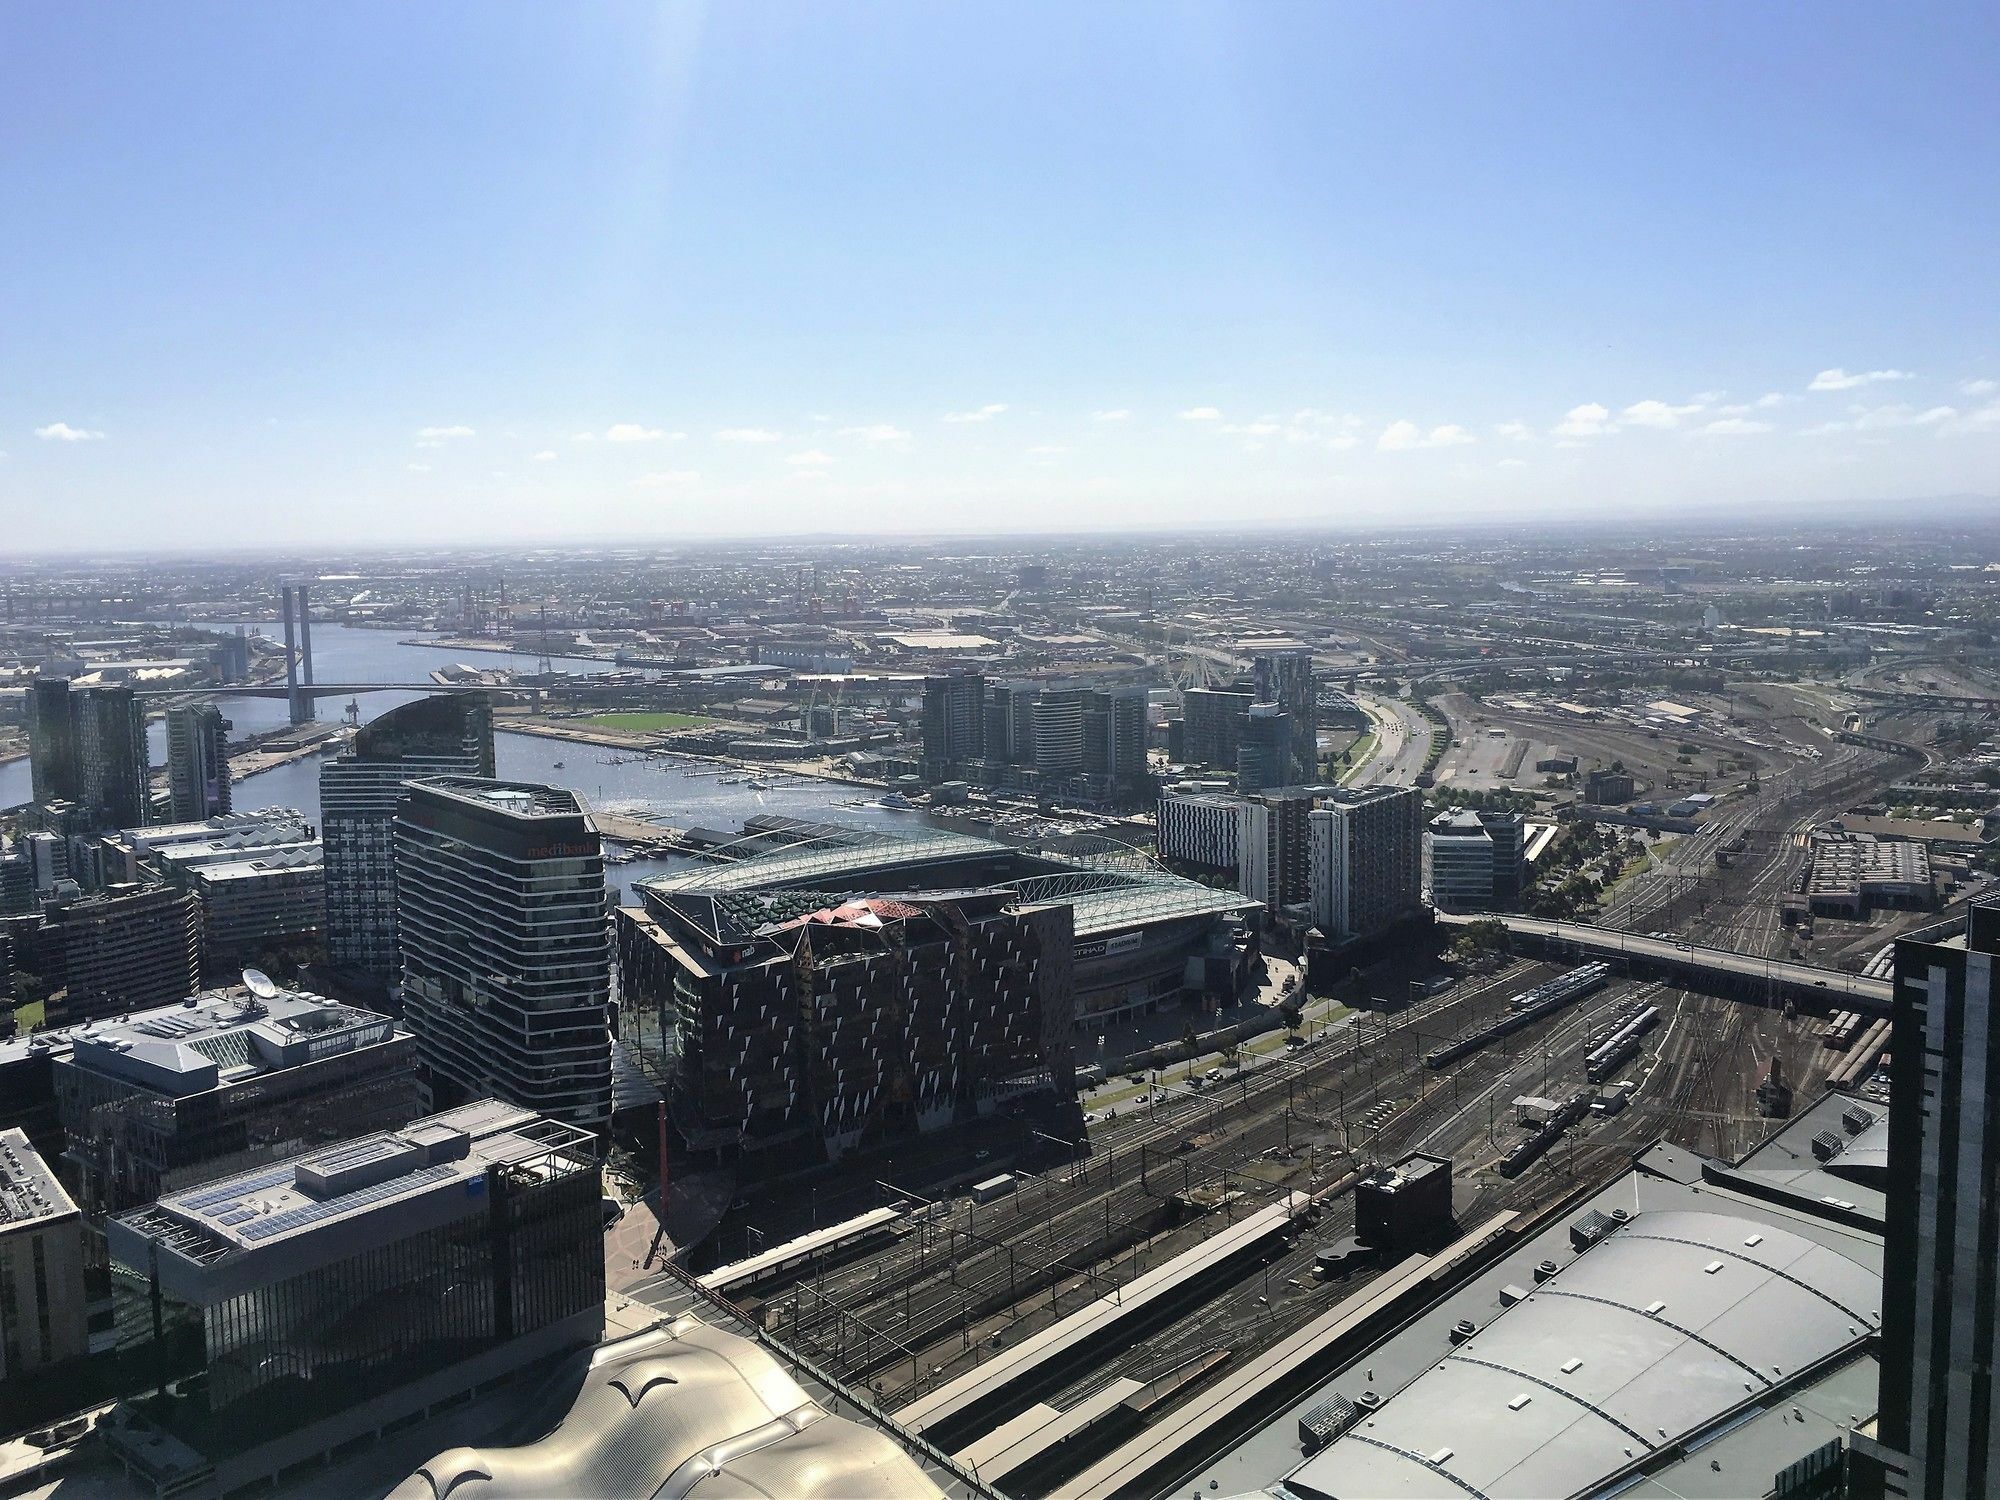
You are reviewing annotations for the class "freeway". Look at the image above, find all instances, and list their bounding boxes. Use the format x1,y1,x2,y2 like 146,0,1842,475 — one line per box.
1434,910,1891,1008
1348,692,1431,786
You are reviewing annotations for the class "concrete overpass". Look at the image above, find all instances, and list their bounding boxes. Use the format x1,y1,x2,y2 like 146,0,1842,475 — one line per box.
1434,910,1892,1013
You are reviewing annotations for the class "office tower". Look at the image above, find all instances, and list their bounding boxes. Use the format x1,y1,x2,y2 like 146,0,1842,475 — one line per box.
54,980,415,1214
1860,904,2000,1500
396,778,611,1128
105,1101,602,1491
0,1129,87,1382
25,679,78,806
165,703,232,822
1236,703,1291,794
1424,808,1527,912
27,681,149,832
617,885,1074,1161
45,884,200,1025
920,671,985,778
1032,688,1086,776
1181,685,1253,769
1254,647,1317,782
1309,785,1425,941
320,694,494,988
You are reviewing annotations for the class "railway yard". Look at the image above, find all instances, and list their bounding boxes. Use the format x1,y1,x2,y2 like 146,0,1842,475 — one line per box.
627,684,1978,1496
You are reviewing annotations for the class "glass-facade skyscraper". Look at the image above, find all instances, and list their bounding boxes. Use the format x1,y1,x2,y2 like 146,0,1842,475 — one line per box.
320,694,494,989
395,777,612,1128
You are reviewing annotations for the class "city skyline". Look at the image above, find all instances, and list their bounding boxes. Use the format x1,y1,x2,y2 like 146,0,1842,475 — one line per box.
5,4,1997,549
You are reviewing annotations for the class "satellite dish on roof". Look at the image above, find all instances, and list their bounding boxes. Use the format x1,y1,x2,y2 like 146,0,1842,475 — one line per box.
242,968,280,999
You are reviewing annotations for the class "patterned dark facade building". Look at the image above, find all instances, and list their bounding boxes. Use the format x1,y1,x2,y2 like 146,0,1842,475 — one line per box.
618,886,1074,1165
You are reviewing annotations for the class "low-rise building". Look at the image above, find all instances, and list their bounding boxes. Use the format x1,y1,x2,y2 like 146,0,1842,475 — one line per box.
54,980,417,1214
104,1100,603,1496
1806,834,1935,917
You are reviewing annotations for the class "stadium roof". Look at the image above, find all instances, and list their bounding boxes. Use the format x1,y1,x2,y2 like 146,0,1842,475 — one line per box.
1281,1208,1879,1500
1009,867,1258,937
641,821,1255,936
642,823,1008,895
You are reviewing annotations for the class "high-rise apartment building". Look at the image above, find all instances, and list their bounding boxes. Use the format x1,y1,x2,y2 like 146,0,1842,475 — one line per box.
43,884,200,1025
25,679,78,807
165,703,231,822
320,694,494,988
1181,686,1253,769
396,778,611,1128
1236,703,1292,794
920,671,985,778
984,681,1039,763
1857,904,2000,1499
1083,685,1148,781
1309,785,1425,941
1156,789,1245,874
1253,648,1317,782
27,680,149,832
1032,688,1086,776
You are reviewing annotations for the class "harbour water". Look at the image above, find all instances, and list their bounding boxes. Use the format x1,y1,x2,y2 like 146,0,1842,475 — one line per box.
1,620,924,901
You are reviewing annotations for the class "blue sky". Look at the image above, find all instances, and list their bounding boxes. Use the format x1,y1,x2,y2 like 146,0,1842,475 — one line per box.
4,3,1997,550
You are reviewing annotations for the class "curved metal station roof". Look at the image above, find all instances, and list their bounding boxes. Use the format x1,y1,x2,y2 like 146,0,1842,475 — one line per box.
1282,1208,1880,1500
390,1315,944,1500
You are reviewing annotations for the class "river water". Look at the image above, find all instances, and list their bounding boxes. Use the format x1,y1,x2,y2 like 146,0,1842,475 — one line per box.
1,621,924,901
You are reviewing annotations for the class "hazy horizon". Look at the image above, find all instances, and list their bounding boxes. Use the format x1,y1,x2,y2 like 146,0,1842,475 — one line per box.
5,3,1996,550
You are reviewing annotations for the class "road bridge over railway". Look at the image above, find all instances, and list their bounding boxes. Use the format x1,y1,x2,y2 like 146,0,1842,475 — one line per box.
1434,910,1892,1013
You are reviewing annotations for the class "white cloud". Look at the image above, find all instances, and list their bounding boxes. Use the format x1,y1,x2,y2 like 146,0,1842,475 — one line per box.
836,423,911,445
1700,417,1773,435
1808,367,1912,392
942,404,1008,424
531,450,557,462
1621,399,1705,430
571,431,597,442
605,423,681,443
1027,444,1067,457
406,462,432,473
1964,401,2000,428
1553,403,1615,438
1492,421,1534,442
1816,403,1965,434
633,469,700,487
1378,420,1475,451
787,449,836,467
1497,458,1528,469
1177,406,1223,422
1091,409,1131,423
1327,433,1359,451
415,425,475,441
1755,391,1788,408
36,421,105,442
1959,378,1998,398
714,427,782,444
1223,418,1281,438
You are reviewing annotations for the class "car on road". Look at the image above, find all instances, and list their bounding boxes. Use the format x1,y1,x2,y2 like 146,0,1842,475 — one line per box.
973,1149,991,1163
